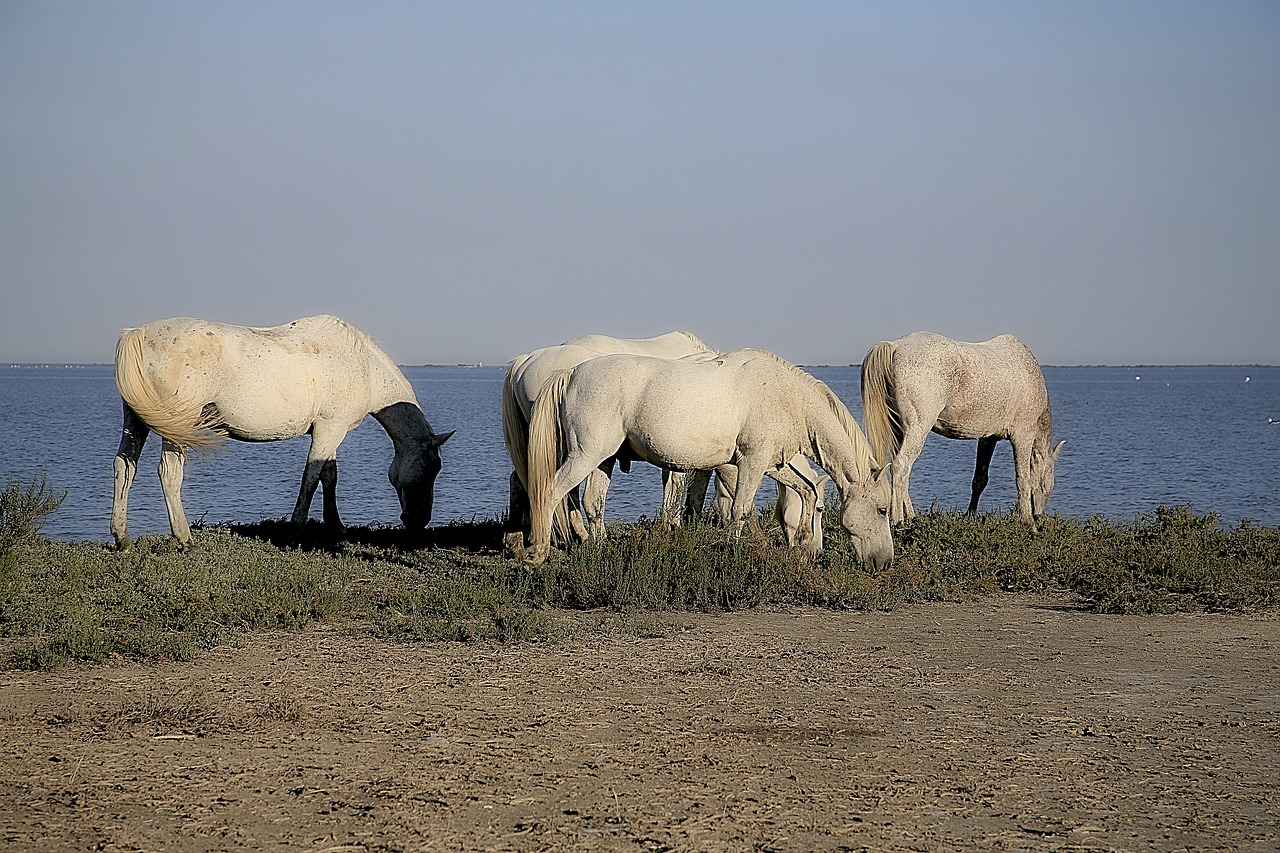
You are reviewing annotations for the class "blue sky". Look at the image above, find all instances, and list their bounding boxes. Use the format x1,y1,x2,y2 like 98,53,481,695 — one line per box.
2,1,1277,365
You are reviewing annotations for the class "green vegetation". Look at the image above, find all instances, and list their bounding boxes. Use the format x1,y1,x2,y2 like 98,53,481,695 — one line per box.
1,473,1276,671
0,472,65,594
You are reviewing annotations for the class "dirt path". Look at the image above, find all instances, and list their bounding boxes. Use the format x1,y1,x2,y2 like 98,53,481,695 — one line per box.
2,596,1277,852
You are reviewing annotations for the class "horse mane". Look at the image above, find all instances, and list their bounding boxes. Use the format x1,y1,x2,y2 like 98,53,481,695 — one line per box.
326,315,377,357
735,348,877,475
675,330,716,354
306,315,423,409
114,327,227,455
249,314,371,355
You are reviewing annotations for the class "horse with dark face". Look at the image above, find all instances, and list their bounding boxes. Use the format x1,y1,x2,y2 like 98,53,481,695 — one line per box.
111,315,452,550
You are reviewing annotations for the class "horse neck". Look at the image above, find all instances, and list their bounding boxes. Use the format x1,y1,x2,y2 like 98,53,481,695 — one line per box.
366,342,419,411
365,344,432,448
372,401,433,450
1032,405,1054,454
803,392,876,491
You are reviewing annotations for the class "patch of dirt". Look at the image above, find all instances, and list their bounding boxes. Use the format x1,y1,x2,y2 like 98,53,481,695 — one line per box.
2,595,1277,852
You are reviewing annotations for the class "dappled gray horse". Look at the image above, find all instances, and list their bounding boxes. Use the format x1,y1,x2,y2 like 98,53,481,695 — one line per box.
860,331,1063,532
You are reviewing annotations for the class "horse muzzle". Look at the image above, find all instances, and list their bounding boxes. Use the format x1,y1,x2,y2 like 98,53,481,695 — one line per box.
401,509,431,529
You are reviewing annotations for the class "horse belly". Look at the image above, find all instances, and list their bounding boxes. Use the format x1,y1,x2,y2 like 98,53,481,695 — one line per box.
624,401,739,470
934,405,1008,441
627,427,735,470
212,379,319,441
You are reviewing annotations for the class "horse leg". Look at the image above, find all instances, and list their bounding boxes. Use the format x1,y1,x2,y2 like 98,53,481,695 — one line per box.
765,465,819,555
563,486,591,543
683,469,712,522
712,465,737,526
659,469,687,529
158,438,193,550
319,459,341,529
111,404,149,551
293,425,347,531
292,458,324,525
967,436,999,515
503,472,531,556
890,425,928,524
727,460,768,538
1011,437,1038,533
582,462,615,540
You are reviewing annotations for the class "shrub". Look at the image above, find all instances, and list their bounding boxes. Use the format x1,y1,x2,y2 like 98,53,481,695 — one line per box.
0,473,65,592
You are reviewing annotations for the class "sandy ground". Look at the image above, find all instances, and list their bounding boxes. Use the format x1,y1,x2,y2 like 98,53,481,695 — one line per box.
1,595,1277,852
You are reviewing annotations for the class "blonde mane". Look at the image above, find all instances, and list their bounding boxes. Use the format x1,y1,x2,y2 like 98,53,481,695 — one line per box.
733,348,877,475
675,330,716,354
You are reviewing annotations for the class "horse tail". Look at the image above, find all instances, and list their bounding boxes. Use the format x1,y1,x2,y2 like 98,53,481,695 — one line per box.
526,367,575,548
859,340,903,466
114,327,227,456
501,354,533,490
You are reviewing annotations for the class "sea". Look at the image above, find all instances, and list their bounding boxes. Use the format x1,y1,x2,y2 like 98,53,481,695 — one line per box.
1,363,1277,543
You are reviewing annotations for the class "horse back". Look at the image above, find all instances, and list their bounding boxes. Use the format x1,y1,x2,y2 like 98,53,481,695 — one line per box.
895,332,1049,438
562,355,760,468
119,316,380,444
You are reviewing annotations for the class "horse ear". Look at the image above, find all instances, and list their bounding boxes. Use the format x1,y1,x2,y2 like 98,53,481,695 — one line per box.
1053,439,1065,459
434,430,455,447
873,463,890,483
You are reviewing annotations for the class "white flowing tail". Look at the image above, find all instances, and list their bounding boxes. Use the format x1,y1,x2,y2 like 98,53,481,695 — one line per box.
114,327,227,454
500,353,533,490
526,367,575,552
859,340,903,467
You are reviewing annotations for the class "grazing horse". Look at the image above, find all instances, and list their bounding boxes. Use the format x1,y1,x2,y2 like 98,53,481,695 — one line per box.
501,331,715,546
524,348,892,567
110,315,453,550
860,331,1063,532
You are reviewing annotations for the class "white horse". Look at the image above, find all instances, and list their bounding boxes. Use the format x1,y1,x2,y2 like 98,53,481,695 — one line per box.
860,331,1063,532
524,348,892,567
111,315,453,550
501,331,715,546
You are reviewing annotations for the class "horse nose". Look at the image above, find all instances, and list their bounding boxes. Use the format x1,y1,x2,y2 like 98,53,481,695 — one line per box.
871,553,892,572
859,547,892,573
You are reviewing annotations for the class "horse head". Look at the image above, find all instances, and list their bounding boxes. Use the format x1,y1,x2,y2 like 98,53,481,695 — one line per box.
1030,439,1065,523
390,429,454,528
838,464,894,571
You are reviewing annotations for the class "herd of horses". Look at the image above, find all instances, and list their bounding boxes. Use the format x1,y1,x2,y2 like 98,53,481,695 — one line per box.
109,316,1063,571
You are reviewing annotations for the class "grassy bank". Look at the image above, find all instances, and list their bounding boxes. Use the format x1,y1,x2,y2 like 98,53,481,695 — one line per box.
2,492,1278,670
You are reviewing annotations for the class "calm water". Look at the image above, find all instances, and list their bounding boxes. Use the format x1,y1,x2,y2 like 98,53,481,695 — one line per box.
1,364,1277,542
